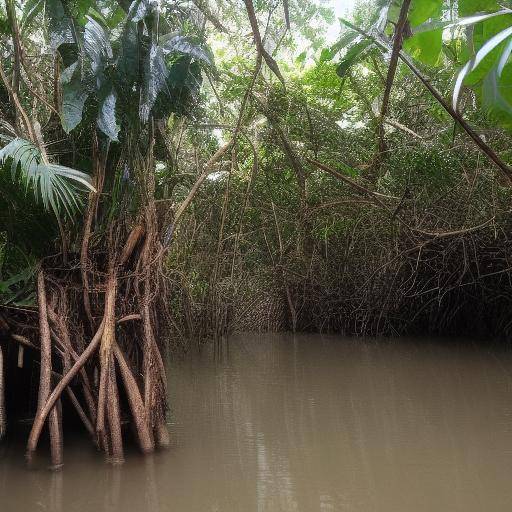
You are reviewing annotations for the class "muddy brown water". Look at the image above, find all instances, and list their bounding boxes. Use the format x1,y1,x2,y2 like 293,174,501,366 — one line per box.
2,333,512,511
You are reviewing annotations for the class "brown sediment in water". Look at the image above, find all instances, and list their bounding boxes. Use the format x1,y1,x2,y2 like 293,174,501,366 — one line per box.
2,333,512,512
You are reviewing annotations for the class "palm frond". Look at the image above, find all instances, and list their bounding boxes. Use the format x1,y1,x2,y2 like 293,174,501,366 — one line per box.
0,138,96,218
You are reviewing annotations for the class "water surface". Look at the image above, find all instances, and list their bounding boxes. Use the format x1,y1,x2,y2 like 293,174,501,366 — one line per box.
2,334,512,511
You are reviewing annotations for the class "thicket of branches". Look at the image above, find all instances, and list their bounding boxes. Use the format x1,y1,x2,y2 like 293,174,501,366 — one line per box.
164,0,512,343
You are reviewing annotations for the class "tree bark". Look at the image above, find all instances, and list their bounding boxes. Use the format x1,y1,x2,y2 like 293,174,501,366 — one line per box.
35,270,63,469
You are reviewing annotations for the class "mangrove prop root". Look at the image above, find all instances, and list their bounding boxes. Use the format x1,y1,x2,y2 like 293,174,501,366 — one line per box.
35,270,63,468
120,225,145,266
12,204,171,467
113,343,154,454
48,402,63,470
65,387,95,440
47,305,97,426
26,320,105,457
106,352,124,464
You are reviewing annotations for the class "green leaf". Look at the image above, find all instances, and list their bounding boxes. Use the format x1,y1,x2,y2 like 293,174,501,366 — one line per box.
336,39,373,77
105,5,126,28
161,35,215,68
0,138,95,218
320,47,335,62
97,86,120,140
140,44,168,123
86,7,109,27
454,24,512,108
21,0,44,33
408,0,443,27
404,28,443,66
465,13,512,84
329,31,360,56
84,16,113,83
45,0,75,50
61,62,89,133
459,0,501,17
413,8,512,34
127,0,159,22
296,51,307,64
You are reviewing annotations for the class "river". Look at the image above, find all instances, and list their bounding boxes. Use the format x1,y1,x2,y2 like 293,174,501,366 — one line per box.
2,333,512,511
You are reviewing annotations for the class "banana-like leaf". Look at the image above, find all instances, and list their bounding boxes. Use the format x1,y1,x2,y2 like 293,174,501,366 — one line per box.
336,39,374,77
413,8,512,34
162,35,214,67
0,138,95,218
453,25,512,108
408,0,443,27
61,62,90,133
45,0,75,50
140,44,169,123
128,0,160,22
324,31,361,61
21,0,44,33
84,16,113,86
483,65,512,115
497,36,512,75
97,86,120,140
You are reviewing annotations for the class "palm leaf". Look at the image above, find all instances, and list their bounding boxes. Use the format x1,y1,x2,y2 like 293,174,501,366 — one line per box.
0,138,96,218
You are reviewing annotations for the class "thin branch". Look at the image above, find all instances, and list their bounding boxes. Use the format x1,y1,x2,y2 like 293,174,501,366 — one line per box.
243,0,285,85
376,0,412,156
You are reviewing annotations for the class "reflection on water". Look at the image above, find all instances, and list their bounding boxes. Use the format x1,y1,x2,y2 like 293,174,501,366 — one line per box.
2,334,512,511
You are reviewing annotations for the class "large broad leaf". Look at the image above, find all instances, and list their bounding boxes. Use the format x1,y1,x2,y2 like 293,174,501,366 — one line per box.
454,20,512,107
45,0,75,50
97,85,120,140
336,39,374,77
404,28,443,66
84,16,113,86
0,138,95,217
61,62,90,133
153,58,202,118
485,60,512,127
408,0,443,27
127,0,159,22
140,44,169,123
21,0,44,33
116,20,140,89
413,8,512,34
459,0,501,16
482,64,512,117
161,35,215,68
